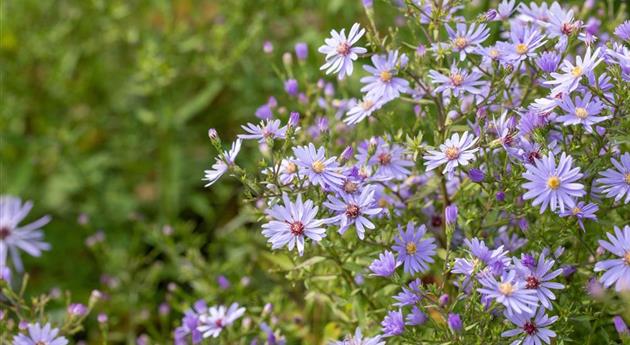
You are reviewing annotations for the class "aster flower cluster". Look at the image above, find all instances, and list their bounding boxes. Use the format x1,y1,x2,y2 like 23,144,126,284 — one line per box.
189,0,630,344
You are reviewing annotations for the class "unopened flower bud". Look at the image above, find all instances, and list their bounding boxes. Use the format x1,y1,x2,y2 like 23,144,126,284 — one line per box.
294,42,308,61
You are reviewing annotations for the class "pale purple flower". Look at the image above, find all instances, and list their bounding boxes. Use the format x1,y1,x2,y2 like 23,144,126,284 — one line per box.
428,65,486,97
197,303,246,338
318,23,367,79
393,278,422,307
615,20,630,41
344,96,386,125
558,201,598,230
360,50,409,101
262,194,326,256
514,253,564,310
424,132,479,178
495,0,516,20
406,306,428,326
203,139,242,187
556,92,608,133
13,323,68,345
522,152,585,213
546,2,579,40
330,328,384,345
447,313,462,333
447,23,489,61
381,310,405,336
366,140,414,180
284,79,299,96
0,196,51,272
501,24,547,63
392,222,436,274
545,47,603,96
238,120,288,143
295,42,308,60
536,51,561,73
293,144,344,189
478,270,539,315
614,316,630,337
324,186,382,239
594,225,630,292
369,250,400,277
468,168,485,182
502,308,558,345
517,2,551,24
596,153,630,204
67,303,88,317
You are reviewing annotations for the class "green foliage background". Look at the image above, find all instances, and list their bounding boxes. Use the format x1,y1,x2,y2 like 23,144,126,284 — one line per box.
1,0,629,344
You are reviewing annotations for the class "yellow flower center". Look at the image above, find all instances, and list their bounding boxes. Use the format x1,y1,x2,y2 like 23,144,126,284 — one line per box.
454,36,468,49
285,162,297,174
625,251,630,265
624,173,630,185
451,73,464,86
406,242,417,255
380,70,393,82
311,160,325,173
575,107,588,119
571,206,582,215
361,99,375,110
571,66,583,77
445,147,460,160
499,282,514,296
490,49,499,59
516,43,528,55
547,176,561,190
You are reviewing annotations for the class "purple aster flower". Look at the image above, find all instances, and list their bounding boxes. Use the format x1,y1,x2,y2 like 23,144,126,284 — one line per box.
175,300,207,345
477,45,505,64
266,158,298,185
67,303,88,317
360,50,410,101
423,132,479,178
428,65,486,97
0,196,51,272
331,328,384,345
596,153,630,204
495,228,528,252
369,250,400,277
318,23,367,79
324,186,382,239
517,2,551,24
453,238,511,280
447,23,490,61
392,222,436,274
502,308,558,345
447,313,462,333
556,92,608,133
495,0,516,20
478,270,539,315
197,303,246,338
536,51,561,73
238,120,288,143
522,152,585,213
445,204,458,226
468,168,485,183
614,316,630,337
393,278,423,306
13,323,68,345
261,194,326,256
366,140,414,180
594,225,630,291
514,253,564,310
294,42,308,60
547,2,579,39
545,47,603,96
501,24,547,63
558,201,598,230
381,309,405,337
292,144,344,189
284,79,299,96
406,306,428,326
255,104,273,120
344,96,386,125
615,20,630,41
203,139,242,187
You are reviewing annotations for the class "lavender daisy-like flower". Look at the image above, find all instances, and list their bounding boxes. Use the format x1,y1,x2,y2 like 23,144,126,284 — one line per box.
447,23,490,61
0,196,51,272
502,308,558,345
495,0,516,20
344,96,386,125
330,328,384,345
318,23,367,79
13,323,68,345
536,51,561,73
367,141,414,180
393,278,423,306
175,300,207,345
594,225,630,291
615,20,630,41
547,2,579,40
500,24,546,63
478,270,539,315
203,139,242,187
558,201,598,230
238,119,287,143
360,50,409,101
522,152,585,213
392,222,436,274
596,153,630,204
514,253,564,310
423,132,478,178
197,303,246,338
428,65,485,97
369,250,400,277
261,194,326,256
293,143,344,189
381,309,405,337
545,47,603,96
324,186,382,239
406,306,428,326
556,92,608,133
